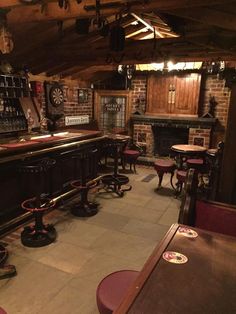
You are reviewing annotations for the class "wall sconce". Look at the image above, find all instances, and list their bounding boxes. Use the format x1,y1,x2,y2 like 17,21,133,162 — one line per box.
118,65,135,89
118,65,135,80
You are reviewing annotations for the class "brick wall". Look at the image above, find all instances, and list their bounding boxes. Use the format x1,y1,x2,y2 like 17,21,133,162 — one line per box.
200,75,231,146
188,128,211,148
133,123,153,156
131,76,147,113
131,73,231,153
29,73,93,128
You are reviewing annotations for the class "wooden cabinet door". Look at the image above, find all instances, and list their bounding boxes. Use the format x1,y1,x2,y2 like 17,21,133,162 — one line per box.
171,73,201,115
146,74,170,114
146,73,201,116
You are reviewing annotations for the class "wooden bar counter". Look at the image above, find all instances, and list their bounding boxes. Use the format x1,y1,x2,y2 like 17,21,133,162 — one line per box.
0,129,105,234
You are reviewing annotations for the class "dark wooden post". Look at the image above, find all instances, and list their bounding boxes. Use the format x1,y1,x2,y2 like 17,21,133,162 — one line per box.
218,83,236,204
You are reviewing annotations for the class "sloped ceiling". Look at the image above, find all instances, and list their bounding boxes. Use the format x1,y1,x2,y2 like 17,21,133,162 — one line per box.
1,0,236,81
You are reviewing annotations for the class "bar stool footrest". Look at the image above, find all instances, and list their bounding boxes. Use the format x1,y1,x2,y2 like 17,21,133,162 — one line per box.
101,174,132,197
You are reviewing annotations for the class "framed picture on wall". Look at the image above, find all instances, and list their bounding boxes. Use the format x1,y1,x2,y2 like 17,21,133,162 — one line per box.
78,89,89,103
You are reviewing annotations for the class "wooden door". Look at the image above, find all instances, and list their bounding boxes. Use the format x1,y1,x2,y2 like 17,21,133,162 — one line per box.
146,73,201,116
172,73,201,115
146,74,170,114
94,90,131,133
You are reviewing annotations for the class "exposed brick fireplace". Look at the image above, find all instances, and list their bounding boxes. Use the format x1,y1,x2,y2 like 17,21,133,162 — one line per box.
152,126,189,156
132,115,215,157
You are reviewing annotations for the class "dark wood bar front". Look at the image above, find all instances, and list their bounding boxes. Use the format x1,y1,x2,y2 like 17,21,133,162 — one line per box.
0,130,105,234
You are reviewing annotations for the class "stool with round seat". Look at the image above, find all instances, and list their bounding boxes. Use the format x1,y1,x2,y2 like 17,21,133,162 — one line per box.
122,149,141,173
0,307,7,314
154,159,176,189
176,170,187,196
186,158,204,171
101,138,132,197
96,270,139,314
19,158,57,247
71,148,99,217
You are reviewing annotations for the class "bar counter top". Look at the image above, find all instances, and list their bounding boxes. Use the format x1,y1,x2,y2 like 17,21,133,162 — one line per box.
0,129,104,163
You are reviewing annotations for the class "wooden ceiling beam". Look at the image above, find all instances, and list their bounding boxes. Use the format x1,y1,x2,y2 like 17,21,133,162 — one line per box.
7,0,236,24
12,34,235,68
166,7,236,31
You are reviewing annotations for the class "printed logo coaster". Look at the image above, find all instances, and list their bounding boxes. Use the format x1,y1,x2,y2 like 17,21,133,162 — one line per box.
177,227,198,238
162,251,188,264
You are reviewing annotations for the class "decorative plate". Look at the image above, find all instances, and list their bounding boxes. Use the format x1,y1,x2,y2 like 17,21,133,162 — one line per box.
49,85,64,107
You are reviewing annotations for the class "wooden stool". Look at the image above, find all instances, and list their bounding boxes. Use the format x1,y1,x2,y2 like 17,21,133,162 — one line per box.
96,270,139,314
19,158,57,247
154,159,176,189
122,149,140,173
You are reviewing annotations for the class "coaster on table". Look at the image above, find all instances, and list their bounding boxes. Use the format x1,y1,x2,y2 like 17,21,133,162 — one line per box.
162,251,188,264
177,227,198,238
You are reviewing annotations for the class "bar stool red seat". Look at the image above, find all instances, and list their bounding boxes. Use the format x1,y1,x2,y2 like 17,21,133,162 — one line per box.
0,307,7,314
154,159,176,189
186,158,204,171
176,170,187,195
96,270,139,314
122,149,141,173
19,158,57,247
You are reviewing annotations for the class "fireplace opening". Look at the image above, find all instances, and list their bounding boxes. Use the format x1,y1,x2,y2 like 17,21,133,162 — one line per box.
152,126,189,156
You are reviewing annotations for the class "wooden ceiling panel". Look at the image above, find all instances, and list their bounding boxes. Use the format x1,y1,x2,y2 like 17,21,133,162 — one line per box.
0,0,236,80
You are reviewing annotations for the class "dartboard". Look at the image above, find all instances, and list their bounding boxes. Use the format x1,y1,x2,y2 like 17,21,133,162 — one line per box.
49,85,64,107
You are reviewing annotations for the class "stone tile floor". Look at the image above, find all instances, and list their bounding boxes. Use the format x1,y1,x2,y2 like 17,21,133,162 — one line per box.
0,165,180,314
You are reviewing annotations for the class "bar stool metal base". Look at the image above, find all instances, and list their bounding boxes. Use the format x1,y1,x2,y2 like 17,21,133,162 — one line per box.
71,202,98,217
21,224,57,248
101,174,131,197
71,180,99,217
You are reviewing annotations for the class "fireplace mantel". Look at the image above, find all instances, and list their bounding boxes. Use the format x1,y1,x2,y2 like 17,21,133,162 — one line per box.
131,114,216,129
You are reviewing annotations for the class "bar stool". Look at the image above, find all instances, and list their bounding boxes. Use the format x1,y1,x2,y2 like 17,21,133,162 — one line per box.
19,158,57,247
101,139,131,197
0,307,7,314
71,148,99,217
122,149,141,173
96,270,139,314
176,170,187,196
186,158,204,171
0,244,16,280
154,159,176,190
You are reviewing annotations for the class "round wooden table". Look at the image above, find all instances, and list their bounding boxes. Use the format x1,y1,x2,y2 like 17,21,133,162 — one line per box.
171,144,207,169
171,144,207,154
